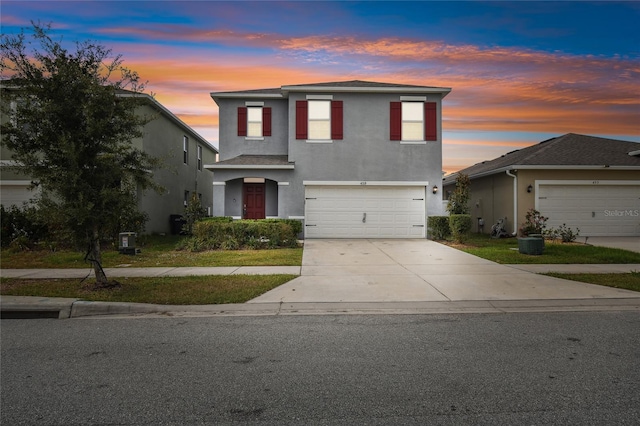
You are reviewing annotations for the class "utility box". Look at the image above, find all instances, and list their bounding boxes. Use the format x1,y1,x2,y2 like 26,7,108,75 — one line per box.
518,236,544,255
118,232,137,255
170,215,186,235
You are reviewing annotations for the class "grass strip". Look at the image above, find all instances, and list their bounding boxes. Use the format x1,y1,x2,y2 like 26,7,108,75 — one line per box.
443,234,640,264
0,275,297,305
544,273,640,292
1,247,303,269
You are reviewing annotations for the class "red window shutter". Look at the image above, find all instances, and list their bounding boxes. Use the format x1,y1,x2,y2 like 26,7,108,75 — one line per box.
237,107,247,136
390,102,402,140
262,107,272,136
331,100,343,140
425,102,437,141
296,100,308,139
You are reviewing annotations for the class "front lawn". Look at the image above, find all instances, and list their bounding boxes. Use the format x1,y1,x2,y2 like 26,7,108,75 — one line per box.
0,274,297,305
545,273,640,293
441,234,640,264
1,234,303,269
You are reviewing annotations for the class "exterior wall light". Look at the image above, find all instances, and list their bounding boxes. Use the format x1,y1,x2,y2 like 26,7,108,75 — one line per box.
527,184,533,193
432,185,438,194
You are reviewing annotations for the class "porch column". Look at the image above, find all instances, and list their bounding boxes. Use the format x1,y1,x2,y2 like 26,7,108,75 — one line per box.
277,181,289,218
212,182,226,217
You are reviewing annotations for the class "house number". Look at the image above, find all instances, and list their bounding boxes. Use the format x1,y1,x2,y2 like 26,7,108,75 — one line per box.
360,181,367,185
592,181,600,184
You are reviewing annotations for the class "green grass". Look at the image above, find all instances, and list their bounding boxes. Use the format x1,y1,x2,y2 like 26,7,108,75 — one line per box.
444,234,640,264
1,234,303,269
0,275,297,305
545,272,640,293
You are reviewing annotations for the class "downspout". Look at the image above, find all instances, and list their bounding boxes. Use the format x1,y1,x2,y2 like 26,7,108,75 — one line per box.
505,169,518,236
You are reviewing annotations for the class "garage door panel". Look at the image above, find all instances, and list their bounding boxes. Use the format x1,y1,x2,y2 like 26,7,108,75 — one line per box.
538,184,640,237
305,185,426,238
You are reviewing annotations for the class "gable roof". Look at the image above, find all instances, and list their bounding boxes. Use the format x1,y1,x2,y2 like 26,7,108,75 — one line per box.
444,133,640,183
211,80,451,101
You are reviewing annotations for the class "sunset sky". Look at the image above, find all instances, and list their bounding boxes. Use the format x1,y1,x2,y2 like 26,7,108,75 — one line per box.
2,1,638,173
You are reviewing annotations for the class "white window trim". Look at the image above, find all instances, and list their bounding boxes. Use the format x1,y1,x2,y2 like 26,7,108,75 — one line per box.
246,105,263,139
400,96,427,101
401,101,424,142
183,136,189,165
197,145,203,171
306,94,333,100
307,99,331,141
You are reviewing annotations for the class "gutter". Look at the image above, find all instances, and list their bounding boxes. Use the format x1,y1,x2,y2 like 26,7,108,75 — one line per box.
505,170,518,236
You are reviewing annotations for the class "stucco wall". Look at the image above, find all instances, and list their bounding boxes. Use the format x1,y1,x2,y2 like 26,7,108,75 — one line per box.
216,98,288,161
134,104,216,234
286,91,445,218
446,168,639,235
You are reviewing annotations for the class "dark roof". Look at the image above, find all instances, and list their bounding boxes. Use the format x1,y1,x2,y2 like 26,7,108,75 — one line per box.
209,155,292,167
445,133,640,182
282,80,447,90
210,87,282,96
211,80,451,97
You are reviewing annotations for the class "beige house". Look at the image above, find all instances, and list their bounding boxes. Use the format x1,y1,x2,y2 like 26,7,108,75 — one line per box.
1,87,218,235
443,133,640,237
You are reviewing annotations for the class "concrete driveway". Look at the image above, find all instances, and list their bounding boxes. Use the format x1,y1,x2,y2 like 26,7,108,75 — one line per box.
249,239,640,303
585,236,640,253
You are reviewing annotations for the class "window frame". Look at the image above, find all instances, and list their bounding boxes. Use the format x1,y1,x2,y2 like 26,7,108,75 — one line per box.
307,100,331,141
246,106,263,138
401,102,424,142
197,145,203,171
183,136,189,165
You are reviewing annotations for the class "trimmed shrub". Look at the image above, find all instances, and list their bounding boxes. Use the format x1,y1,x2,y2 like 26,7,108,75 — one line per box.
427,216,451,240
201,216,234,223
449,214,473,243
186,219,300,251
545,223,580,243
519,208,548,236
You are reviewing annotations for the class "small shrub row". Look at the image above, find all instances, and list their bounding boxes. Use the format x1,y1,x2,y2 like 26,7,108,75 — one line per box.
545,223,580,243
428,214,472,243
180,219,302,251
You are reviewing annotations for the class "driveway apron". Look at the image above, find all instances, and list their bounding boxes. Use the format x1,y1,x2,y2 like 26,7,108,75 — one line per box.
248,239,639,303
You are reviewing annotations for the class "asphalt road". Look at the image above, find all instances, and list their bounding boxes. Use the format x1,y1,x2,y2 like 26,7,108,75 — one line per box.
2,312,639,425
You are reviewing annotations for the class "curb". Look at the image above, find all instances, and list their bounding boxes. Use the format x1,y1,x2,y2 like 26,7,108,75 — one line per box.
2,296,639,319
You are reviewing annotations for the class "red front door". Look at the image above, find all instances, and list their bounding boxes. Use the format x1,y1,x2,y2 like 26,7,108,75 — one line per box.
243,183,266,219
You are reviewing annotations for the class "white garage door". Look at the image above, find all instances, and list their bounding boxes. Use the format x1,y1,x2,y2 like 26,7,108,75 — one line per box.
304,185,426,238
0,182,37,207
538,183,640,236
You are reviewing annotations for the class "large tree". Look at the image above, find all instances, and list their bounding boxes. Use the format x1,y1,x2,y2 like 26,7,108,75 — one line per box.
1,23,162,287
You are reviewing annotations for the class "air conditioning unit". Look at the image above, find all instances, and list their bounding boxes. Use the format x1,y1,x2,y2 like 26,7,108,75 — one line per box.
118,232,138,255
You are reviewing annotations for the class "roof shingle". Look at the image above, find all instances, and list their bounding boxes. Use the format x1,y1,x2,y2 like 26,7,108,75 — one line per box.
445,133,640,182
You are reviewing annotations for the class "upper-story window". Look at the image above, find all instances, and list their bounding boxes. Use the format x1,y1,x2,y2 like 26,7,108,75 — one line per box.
295,99,343,141
401,102,424,141
183,136,189,164
390,101,437,142
247,107,262,137
197,145,202,171
238,105,271,139
308,100,331,140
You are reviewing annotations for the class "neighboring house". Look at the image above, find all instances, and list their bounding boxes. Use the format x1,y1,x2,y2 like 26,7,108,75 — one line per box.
442,133,640,237
208,80,451,238
0,86,218,235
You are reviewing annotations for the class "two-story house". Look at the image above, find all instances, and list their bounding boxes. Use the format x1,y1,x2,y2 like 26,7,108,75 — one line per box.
0,85,218,235
208,80,451,238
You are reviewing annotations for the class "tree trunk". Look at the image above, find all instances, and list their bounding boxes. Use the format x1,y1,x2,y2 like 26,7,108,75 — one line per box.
90,229,108,286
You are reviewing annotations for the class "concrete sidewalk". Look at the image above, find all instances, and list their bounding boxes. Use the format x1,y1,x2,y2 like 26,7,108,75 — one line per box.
0,266,301,279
